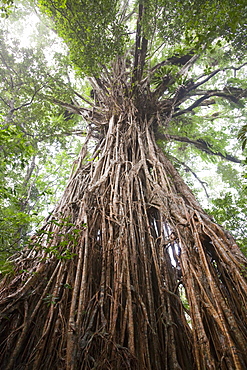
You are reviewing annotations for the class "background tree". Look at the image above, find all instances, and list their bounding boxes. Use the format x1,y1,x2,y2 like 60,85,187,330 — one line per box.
0,1,247,369
0,13,89,256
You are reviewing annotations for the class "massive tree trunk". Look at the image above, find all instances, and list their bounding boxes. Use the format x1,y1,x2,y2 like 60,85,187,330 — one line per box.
0,63,247,370
0,114,246,370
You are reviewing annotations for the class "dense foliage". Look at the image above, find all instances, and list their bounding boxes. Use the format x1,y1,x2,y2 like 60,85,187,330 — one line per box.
0,13,86,254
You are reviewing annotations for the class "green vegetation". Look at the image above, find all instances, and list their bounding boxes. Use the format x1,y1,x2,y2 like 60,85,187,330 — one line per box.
0,16,86,254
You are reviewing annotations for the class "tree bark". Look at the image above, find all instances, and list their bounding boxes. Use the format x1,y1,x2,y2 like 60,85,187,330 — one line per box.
0,105,247,370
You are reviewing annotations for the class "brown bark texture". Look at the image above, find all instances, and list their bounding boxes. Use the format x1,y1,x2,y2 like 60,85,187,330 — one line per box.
0,58,247,370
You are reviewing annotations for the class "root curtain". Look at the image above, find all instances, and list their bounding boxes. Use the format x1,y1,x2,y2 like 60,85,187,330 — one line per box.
0,110,247,370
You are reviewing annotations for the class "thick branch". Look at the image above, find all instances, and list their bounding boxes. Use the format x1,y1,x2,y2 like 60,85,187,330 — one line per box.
52,98,93,117
132,3,148,83
170,154,209,198
8,85,46,114
151,54,198,100
191,69,221,90
173,90,241,117
140,51,197,89
157,133,242,163
153,62,247,104
149,51,196,75
70,89,94,107
193,62,247,91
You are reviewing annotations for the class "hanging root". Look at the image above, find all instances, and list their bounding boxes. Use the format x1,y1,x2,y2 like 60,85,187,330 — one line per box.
0,107,247,370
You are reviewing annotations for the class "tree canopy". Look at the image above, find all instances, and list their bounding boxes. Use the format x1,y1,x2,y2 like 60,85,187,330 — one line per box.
37,0,247,72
